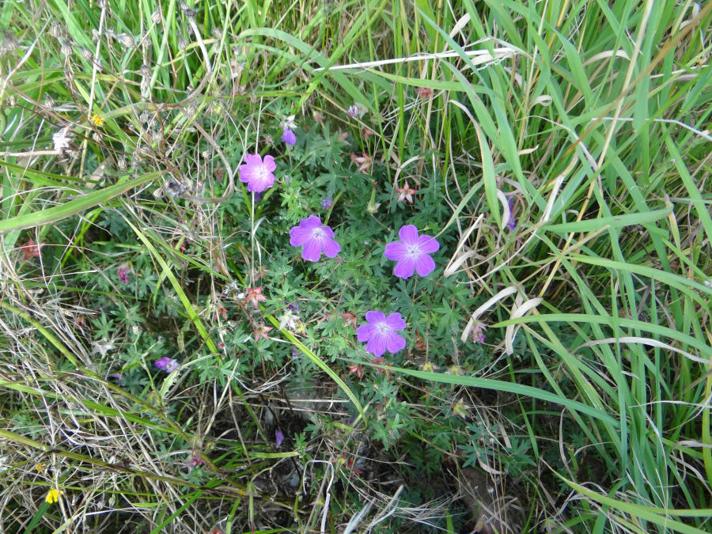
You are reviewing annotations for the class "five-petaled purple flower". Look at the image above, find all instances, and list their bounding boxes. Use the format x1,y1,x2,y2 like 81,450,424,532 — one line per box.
356,311,407,357
384,225,440,279
238,153,276,193
289,215,341,262
154,356,179,373
281,128,296,146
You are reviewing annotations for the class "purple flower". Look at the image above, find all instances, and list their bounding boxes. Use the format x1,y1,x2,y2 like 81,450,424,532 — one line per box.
346,103,366,119
275,428,285,447
238,153,276,193
506,197,517,231
321,196,333,210
384,225,440,279
154,356,179,373
281,128,296,146
117,263,130,284
356,311,407,357
189,454,205,469
289,215,341,262
108,372,123,384
471,322,487,344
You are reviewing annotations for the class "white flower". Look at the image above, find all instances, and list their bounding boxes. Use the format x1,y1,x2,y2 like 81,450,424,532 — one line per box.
52,127,72,153
92,339,115,357
281,115,297,130
279,310,299,330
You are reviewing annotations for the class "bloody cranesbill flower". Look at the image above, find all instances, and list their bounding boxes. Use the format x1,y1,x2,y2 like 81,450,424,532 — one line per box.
289,215,341,262
321,196,333,210
238,153,276,193
384,225,440,279
275,428,284,447
356,311,407,357
154,356,179,373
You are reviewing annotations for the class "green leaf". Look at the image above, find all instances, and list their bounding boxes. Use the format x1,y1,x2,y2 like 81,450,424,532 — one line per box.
365,363,617,426
543,208,671,234
0,173,158,234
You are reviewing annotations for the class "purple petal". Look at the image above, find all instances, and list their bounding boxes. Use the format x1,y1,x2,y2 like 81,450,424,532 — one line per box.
154,357,178,372
290,225,312,246
418,235,440,253
322,238,341,258
243,153,262,167
281,128,297,146
356,323,374,341
393,258,416,279
398,225,419,244
321,225,335,239
250,174,274,193
414,254,436,277
366,334,387,357
365,310,386,323
275,429,285,447
263,154,277,171
301,215,322,229
385,313,406,330
384,241,406,261
238,165,258,184
386,332,406,353
301,240,322,262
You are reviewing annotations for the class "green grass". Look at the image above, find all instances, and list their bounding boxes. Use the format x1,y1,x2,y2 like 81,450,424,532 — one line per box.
1,0,710,532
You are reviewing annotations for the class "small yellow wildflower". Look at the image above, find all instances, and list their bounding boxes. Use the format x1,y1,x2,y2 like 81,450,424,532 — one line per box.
447,364,463,376
451,399,469,419
420,361,436,372
45,488,62,504
90,113,104,127
33,462,46,473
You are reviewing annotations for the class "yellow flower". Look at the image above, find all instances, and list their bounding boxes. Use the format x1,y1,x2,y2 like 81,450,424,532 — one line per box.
451,399,469,419
90,113,104,127
45,488,62,504
447,364,463,376
420,361,436,372
33,462,46,473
